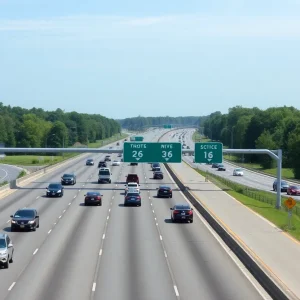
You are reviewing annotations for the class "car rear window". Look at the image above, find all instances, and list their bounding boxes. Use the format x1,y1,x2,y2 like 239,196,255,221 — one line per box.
49,184,60,188
175,205,190,210
99,170,110,175
127,193,139,197
86,192,100,196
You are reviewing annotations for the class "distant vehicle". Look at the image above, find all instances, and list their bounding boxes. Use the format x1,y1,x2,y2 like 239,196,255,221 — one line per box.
118,153,122,157
273,180,289,192
152,166,161,172
124,192,141,207
151,163,160,171
153,171,164,179
98,161,107,168
125,182,140,194
46,183,64,197
212,163,219,168
0,233,14,269
109,146,113,149
187,146,190,149
98,168,112,183
170,204,193,223
112,160,121,166
84,191,103,206
86,159,94,166
61,173,76,185
116,142,120,146
157,186,172,198
124,139,127,141
233,168,243,176
10,208,39,231
130,162,138,166
126,173,139,184
217,164,226,171
104,155,111,162
287,185,300,196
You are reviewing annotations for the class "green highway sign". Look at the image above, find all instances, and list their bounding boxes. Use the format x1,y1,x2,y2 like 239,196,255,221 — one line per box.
123,142,181,163
134,136,144,141
194,142,223,163
164,124,172,129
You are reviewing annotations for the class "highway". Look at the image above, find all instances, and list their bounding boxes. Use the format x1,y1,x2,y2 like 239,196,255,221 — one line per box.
0,164,23,184
171,129,297,195
0,128,266,300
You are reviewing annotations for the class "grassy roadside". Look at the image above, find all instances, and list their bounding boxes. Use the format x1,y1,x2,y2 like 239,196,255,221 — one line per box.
0,133,128,167
192,131,210,143
194,166,300,240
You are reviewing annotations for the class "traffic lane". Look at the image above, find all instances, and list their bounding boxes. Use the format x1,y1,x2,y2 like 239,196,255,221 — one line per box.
0,159,103,293
0,153,104,230
94,164,177,300
0,164,23,183
2,158,123,300
147,165,264,300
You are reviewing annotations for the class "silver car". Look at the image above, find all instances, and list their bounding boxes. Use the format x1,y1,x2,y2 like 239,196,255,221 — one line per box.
233,168,244,176
0,233,14,269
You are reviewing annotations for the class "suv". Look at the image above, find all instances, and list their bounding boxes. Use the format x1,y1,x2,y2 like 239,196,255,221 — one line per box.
10,208,40,231
273,180,289,192
126,173,139,184
98,161,107,168
61,173,76,185
0,233,14,269
98,168,112,183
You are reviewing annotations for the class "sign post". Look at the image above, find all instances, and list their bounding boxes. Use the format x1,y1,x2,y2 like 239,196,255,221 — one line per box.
284,197,297,229
194,142,223,164
123,142,181,163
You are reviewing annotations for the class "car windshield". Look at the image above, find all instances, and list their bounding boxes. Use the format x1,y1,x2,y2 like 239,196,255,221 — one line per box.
49,184,60,189
63,174,73,178
281,181,288,185
14,210,35,218
175,205,190,210
236,169,242,172
0,239,6,248
87,192,99,196
99,170,110,175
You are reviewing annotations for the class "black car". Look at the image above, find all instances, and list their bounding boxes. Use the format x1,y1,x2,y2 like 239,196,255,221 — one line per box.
212,163,219,168
124,192,141,206
153,171,164,179
98,161,107,168
130,162,138,166
84,192,103,206
86,159,94,166
46,183,64,197
10,208,39,231
104,155,111,162
157,186,172,198
61,173,76,185
217,164,226,171
170,204,193,223
273,180,289,192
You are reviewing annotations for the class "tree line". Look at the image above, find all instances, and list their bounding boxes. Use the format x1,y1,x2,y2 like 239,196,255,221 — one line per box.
0,102,121,149
118,116,207,130
202,106,300,178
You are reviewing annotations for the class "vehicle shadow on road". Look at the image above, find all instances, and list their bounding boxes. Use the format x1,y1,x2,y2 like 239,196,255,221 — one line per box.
164,219,173,223
3,227,12,232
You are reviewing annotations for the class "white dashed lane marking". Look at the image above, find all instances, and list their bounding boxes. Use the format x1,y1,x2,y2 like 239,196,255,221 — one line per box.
99,249,102,256
92,283,96,292
48,229,52,234
102,234,105,239
8,282,16,291
33,248,39,255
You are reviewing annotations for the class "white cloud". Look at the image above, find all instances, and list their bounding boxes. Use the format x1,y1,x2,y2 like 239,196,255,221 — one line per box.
0,15,300,38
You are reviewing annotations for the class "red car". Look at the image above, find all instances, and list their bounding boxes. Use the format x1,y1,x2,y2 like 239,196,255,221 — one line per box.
287,185,300,196
126,173,139,184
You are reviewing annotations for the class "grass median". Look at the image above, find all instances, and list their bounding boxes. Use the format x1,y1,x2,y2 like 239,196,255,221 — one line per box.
193,165,300,241
0,133,128,167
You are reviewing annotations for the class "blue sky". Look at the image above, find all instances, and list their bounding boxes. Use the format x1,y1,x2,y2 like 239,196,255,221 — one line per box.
1,1,300,119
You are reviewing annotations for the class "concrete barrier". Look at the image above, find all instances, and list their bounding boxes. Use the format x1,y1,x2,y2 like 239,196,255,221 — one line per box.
164,162,293,300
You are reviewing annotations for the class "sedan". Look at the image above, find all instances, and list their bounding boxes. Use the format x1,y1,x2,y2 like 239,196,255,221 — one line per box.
11,208,39,231
170,204,193,223
217,164,226,171
125,182,140,194
46,183,64,197
287,185,300,196
104,156,111,162
153,171,164,179
86,159,94,166
124,192,141,206
212,163,219,168
273,180,289,192
61,173,76,185
84,192,103,206
98,161,107,168
112,160,120,166
233,168,243,176
157,186,172,198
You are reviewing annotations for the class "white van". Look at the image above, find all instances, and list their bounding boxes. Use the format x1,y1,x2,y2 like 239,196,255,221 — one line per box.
98,168,112,183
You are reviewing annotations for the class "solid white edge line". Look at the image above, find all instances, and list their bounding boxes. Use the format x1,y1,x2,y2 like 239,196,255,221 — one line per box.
33,248,38,255
48,229,52,234
164,251,168,258
99,249,102,256
73,195,76,199
152,210,155,213
156,223,158,226
174,285,179,297
92,282,96,292
102,234,105,239
109,208,111,212
54,222,56,225
8,282,16,291
107,216,109,220
36,196,39,199
63,210,66,213
6,220,10,223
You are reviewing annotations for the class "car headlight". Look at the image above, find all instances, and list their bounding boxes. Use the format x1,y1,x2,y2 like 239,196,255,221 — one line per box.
28,220,35,224
0,251,7,256
57,190,61,193
11,220,16,223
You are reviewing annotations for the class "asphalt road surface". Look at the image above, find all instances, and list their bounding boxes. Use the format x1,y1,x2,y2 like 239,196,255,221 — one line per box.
0,129,266,300
0,164,23,184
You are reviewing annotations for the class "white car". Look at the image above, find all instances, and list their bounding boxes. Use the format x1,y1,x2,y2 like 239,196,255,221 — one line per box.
233,168,243,176
112,160,121,166
125,182,140,194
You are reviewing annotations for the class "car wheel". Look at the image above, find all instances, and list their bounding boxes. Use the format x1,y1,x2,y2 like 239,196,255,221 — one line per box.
190,219,193,223
85,202,88,206
171,217,175,223
9,254,13,263
32,226,36,231
4,260,9,269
